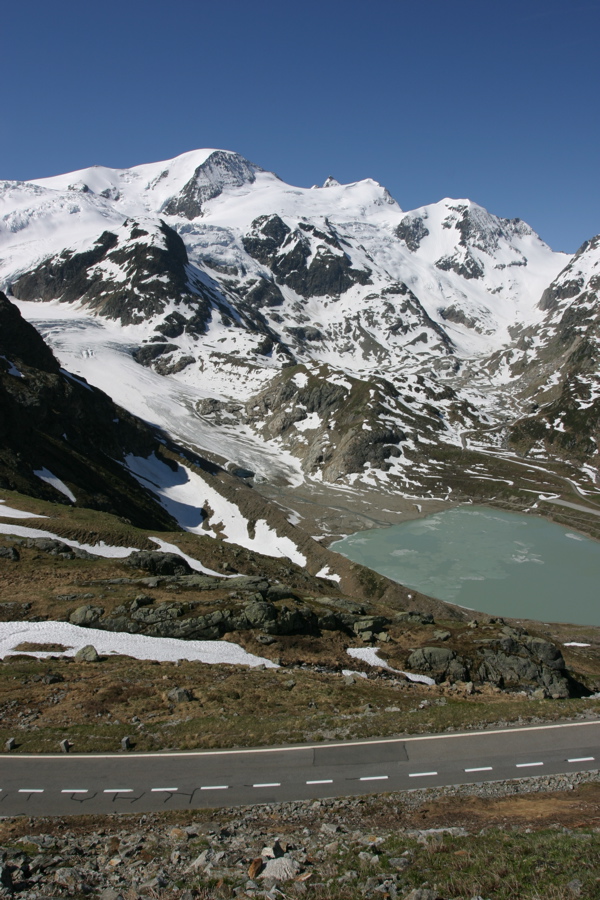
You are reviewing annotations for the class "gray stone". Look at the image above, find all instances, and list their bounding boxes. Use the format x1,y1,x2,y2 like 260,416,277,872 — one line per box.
126,550,192,576
433,630,451,641
260,855,301,881
74,644,99,662
167,687,193,703
69,604,104,626
407,646,456,671
0,546,19,561
244,600,278,629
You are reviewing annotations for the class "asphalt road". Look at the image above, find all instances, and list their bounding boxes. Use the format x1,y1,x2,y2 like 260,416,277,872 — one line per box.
1,720,598,817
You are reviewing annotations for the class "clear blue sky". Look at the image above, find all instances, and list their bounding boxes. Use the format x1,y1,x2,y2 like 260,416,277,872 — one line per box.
3,0,598,252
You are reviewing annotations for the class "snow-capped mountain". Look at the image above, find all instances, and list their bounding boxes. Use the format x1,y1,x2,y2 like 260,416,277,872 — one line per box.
1,148,595,503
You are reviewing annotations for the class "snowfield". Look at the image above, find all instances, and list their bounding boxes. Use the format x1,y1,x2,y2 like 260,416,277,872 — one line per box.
0,620,278,668
347,647,435,684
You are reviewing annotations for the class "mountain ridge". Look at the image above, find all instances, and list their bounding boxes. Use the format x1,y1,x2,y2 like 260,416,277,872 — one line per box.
0,148,597,513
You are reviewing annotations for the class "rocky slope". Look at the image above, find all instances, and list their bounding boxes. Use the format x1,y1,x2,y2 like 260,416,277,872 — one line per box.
0,773,598,899
0,292,176,529
507,235,600,463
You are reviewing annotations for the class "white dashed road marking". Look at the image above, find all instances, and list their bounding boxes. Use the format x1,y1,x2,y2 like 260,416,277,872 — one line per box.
200,785,229,791
61,789,89,793
568,757,595,763
306,780,333,785
408,772,438,778
360,776,389,782
18,789,43,793
103,789,133,793
253,782,281,788
516,762,544,768
151,788,178,792
465,767,493,773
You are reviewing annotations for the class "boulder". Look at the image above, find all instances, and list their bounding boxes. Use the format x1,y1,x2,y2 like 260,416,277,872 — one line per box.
353,615,390,635
166,687,193,704
407,646,457,672
260,855,301,881
125,551,192,576
244,600,278,629
70,604,104,626
74,644,99,662
0,546,19,560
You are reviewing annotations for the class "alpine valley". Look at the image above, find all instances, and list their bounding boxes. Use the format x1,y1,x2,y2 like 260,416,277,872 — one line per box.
1,148,600,705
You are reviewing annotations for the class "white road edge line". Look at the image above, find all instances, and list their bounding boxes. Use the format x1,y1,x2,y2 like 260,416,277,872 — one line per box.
568,757,595,762
15,720,600,759
151,788,178,792
306,780,333,785
408,772,438,778
253,783,281,788
200,786,229,791
465,767,493,773
516,762,544,768
360,776,389,782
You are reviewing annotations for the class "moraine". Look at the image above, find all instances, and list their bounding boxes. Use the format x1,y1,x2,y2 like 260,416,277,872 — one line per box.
332,505,600,626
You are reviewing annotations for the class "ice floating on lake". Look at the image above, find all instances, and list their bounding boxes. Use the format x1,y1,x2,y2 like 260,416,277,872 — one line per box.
0,621,278,668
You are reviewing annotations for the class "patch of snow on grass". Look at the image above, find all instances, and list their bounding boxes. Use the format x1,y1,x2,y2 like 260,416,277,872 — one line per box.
0,501,47,519
346,647,435,684
292,372,309,388
0,522,137,557
149,536,227,578
315,565,341,582
126,453,306,565
33,467,76,503
295,412,321,432
0,621,279,667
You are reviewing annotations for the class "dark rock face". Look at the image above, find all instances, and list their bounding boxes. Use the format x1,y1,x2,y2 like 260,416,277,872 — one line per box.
161,151,264,219
407,647,468,683
0,292,178,528
435,251,484,280
438,305,482,330
243,276,286,309
245,367,406,481
243,215,372,298
444,203,532,254
396,215,429,251
508,235,600,464
126,551,193,577
11,220,213,331
245,365,408,481
406,630,571,696
0,292,60,374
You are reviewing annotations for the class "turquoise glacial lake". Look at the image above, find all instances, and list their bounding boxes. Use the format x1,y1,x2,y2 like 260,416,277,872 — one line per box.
332,505,600,626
